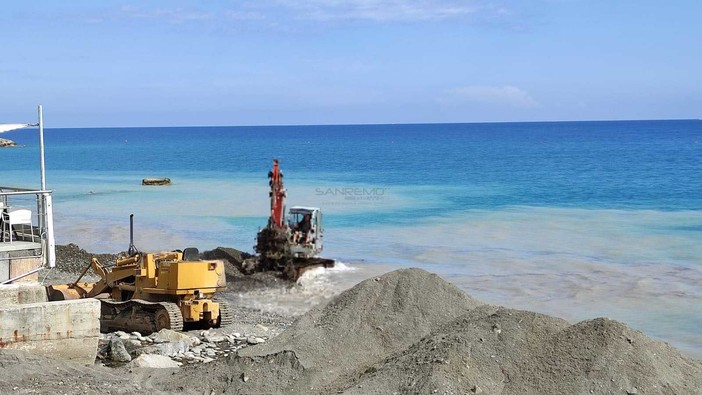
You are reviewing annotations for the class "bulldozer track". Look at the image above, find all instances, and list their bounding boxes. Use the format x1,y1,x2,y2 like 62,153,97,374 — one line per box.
155,301,184,332
99,299,184,334
214,298,235,327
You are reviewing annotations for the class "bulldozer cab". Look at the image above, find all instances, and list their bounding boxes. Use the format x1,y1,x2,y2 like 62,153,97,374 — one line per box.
287,207,323,258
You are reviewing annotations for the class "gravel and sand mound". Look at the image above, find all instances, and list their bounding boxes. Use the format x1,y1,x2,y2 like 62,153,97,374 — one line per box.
344,305,702,394
5,265,701,394
157,268,701,395
0,349,141,394
236,268,481,392
202,247,291,292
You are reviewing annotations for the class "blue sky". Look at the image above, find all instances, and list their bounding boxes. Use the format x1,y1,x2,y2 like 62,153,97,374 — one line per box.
1,1,701,127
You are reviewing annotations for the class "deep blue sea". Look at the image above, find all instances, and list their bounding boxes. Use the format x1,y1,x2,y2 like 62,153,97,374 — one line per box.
2,120,701,357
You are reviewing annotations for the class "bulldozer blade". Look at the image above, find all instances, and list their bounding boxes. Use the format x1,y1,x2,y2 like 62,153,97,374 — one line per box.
46,283,96,301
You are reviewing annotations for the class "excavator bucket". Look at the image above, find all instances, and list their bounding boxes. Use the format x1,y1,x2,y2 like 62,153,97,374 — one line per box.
286,257,336,281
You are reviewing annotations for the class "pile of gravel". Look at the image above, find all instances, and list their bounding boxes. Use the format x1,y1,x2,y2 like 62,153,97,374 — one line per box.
245,268,479,391
161,268,480,394
5,267,701,394
54,243,120,273
153,268,702,395
0,349,143,394
201,247,290,293
344,306,702,394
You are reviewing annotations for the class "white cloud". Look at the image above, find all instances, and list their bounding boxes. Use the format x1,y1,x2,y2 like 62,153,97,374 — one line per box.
274,0,478,22
115,6,227,24
80,5,263,25
69,0,514,31
445,85,539,108
70,1,521,31
81,1,492,26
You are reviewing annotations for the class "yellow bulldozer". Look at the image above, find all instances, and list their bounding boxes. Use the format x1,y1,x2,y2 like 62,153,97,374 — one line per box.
47,215,232,334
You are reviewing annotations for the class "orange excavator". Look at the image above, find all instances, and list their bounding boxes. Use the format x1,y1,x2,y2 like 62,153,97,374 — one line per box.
253,159,334,280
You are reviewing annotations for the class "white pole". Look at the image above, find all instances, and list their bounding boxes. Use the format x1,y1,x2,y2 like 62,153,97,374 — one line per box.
38,104,46,190
45,193,55,268
37,105,55,268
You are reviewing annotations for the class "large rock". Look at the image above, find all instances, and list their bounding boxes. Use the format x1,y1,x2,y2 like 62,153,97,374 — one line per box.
142,341,189,357
0,138,16,147
109,337,131,362
150,328,197,346
130,354,181,368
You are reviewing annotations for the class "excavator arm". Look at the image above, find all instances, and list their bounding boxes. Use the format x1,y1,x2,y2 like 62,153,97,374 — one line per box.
268,159,286,228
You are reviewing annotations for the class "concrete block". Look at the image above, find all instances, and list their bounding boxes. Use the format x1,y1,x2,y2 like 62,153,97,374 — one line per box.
0,298,100,364
0,283,47,306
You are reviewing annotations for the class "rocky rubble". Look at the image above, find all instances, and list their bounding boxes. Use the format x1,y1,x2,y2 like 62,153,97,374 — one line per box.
98,328,272,368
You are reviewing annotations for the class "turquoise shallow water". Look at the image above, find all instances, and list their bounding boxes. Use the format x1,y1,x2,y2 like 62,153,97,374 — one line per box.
2,120,701,357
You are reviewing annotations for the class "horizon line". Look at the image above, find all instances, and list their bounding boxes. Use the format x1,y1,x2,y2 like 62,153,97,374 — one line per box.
36,117,701,130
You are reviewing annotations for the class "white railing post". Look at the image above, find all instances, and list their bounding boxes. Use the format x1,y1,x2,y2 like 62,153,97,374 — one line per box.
38,105,46,191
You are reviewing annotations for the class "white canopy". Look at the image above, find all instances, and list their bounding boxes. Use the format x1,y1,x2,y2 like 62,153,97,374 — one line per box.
0,123,33,133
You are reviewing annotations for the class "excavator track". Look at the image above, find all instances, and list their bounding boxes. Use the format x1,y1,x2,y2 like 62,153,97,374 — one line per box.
215,298,234,327
99,299,184,334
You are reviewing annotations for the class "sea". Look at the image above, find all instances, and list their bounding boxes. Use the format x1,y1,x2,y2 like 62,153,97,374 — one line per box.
2,120,701,358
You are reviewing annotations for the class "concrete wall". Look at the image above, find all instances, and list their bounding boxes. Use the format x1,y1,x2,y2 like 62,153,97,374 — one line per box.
0,284,100,365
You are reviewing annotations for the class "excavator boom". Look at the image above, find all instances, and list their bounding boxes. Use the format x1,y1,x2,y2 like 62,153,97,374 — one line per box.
269,159,286,228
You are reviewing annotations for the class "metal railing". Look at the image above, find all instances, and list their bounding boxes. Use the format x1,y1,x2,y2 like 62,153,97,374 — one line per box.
0,186,55,283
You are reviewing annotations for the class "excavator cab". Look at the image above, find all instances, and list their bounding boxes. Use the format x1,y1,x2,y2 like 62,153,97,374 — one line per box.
287,206,323,258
